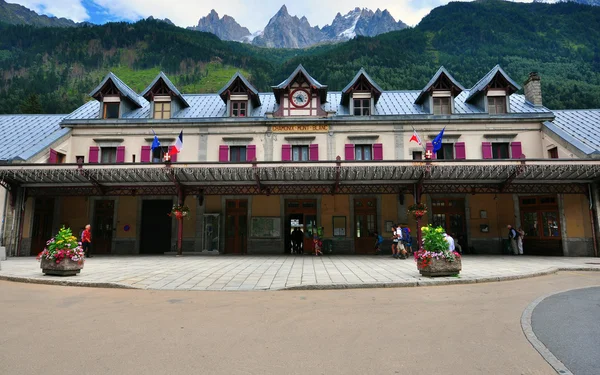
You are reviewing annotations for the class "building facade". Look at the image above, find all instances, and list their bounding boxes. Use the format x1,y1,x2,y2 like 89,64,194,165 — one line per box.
1,65,599,257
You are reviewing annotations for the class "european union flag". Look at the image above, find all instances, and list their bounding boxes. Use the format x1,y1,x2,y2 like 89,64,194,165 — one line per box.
432,127,445,153
151,130,161,151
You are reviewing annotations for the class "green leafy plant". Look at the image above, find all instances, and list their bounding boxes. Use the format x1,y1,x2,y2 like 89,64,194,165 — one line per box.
37,227,84,263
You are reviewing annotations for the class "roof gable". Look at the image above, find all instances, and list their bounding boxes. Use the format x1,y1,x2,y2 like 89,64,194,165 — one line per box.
465,65,522,103
217,72,261,107
341,68,383,105
273,64,327,104
141,72,189,108
89,72,144,108
415,66,466,104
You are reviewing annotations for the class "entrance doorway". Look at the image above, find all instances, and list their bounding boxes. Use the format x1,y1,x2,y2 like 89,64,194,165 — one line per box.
93,200,114,254
140,200,173,254
431,198,467,251
520,196,562,256
31,198,55,256
354,198,377,254
284,199,317,254
225,199,248,254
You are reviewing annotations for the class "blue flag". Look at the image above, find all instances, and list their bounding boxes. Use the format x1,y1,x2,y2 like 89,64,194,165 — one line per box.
432,127,445,153
151,130,161,151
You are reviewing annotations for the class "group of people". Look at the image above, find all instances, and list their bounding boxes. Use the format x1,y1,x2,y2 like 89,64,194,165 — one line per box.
507,225,525,255
374,224,413,259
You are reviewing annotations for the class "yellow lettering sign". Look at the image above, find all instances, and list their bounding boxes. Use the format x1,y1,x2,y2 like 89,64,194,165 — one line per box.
272,125,329,133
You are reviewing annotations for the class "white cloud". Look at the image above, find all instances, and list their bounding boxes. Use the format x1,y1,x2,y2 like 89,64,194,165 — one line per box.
8,0,89,22
7,0,540,30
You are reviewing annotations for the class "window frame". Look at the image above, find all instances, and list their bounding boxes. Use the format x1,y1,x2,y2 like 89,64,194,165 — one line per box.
436,143,455,160
548,147,559,159
355,144,373,161
292,145,309,162
433,96,451,115
100,147,117,163
231,101,247,117
103,102,120,119
353,98,371,116
487,96,507,114
492,142,510,160
412,151,423,160
230,146,247,162
153,101,171,120
152,146,169,163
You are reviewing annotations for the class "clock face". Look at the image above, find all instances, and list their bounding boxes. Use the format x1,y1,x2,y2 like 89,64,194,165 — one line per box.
291,89,310,108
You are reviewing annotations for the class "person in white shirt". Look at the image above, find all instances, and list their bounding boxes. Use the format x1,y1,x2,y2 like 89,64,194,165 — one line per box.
396,225,407,259
445,233,455,252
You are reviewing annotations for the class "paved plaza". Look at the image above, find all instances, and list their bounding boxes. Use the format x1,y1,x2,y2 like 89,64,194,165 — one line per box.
1,255,599,290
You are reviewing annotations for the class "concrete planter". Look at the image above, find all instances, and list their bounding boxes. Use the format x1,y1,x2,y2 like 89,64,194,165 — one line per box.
418,257,462,277
41,257,84,276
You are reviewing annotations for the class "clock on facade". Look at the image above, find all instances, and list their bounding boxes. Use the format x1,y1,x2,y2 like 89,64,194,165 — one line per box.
290,89,310,108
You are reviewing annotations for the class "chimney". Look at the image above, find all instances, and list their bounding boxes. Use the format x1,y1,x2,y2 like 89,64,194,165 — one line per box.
524,72,542,107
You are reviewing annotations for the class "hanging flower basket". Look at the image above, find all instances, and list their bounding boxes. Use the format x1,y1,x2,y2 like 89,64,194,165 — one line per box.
408,203,428,220
415,225,461,277
168,205,190,220
37,227,85,276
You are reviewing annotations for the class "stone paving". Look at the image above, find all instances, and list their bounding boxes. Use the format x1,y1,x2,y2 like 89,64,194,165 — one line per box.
1,255,599,291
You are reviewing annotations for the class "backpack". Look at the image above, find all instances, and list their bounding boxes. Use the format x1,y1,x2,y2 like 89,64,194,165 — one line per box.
377,234,384,244
402,228,412,245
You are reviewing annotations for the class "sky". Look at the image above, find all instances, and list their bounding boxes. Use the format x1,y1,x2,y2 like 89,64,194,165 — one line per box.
10,0,544,31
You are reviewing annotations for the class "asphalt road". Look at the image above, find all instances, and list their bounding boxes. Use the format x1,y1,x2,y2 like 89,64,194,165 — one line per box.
532,286,600,375
1,272,599,375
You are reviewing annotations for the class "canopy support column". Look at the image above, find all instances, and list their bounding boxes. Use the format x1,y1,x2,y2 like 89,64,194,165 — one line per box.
177,187,185,256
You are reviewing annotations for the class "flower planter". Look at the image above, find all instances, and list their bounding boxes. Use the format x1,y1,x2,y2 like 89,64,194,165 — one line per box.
418,257,461,277
41,257,84,276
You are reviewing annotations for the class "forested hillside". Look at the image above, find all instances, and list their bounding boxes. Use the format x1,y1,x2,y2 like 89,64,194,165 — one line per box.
1,0,599,114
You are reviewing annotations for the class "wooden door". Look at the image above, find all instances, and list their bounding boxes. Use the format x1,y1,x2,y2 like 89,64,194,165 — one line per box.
225,200,248,254
31,198,55,256
93,200,114,254
520,196,562,256
285,200,318,254
140,200,173,254
354,198,377,254
431,198,467,250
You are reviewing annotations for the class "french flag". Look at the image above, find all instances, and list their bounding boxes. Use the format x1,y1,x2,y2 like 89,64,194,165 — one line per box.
169,131,183,155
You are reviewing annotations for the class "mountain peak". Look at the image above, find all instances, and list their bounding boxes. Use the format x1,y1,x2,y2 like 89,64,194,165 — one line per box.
277,5,289,16
188,10,250,42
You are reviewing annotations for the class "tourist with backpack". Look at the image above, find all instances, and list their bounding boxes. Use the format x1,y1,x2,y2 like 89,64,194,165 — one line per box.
402,227,413,256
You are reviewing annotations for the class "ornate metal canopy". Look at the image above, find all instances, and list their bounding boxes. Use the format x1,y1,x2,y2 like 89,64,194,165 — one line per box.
1,160,598,196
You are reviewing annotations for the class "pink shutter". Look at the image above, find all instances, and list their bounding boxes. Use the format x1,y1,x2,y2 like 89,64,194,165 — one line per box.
140,146,151,163
373,143,383,161
116,146,125,163
88,146,99,164
510,142,523,159
48,149,57,164
345,144,355,161
426,142,435,159
169,146,177,162
282,144,291,162
247,145,256,162
482,142,493,159
454,142,466,160
309,144,319,161
219,145,229,162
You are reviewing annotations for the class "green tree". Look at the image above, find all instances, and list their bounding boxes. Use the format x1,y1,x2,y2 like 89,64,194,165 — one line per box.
20,93,43,114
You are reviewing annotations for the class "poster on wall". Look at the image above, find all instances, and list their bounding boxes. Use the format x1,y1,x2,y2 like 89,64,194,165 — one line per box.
251,217,281,238
333,216,346,237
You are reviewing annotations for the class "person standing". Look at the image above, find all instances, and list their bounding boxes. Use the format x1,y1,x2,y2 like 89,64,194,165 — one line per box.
396,224,407,259
82,224,92,258
507,225,519,255
391,224,398,258
374,231,384,255
517,227,525,255
445,233,455,252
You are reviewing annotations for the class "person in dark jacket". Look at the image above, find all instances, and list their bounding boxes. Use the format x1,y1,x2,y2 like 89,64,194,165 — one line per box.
507,225,519,255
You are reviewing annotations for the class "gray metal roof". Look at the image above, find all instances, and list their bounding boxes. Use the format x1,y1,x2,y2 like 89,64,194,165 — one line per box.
273,64,326,90
89,72,145,108
465,65,522,103
415,66,466,104
64,90,550,121
0,115,71,162
544,110,600,156
141,72,190,108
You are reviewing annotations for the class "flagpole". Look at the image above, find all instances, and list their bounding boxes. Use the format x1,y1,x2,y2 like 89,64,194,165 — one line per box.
411,126,427,152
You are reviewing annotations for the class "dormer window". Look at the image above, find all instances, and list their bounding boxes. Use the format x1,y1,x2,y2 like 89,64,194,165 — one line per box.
103,98,120,119
488,95,507,114
153,96,171,119
433,96,451,115
353,98,371,116
231,101,247,117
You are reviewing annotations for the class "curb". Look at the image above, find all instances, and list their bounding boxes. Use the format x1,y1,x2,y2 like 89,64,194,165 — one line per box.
0,266,598,291
0,275,139,290
519,287,597,375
